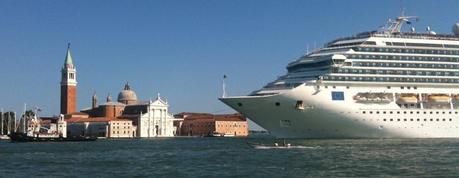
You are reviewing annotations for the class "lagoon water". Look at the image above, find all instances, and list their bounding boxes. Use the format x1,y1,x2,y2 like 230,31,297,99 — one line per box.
1,138,459,177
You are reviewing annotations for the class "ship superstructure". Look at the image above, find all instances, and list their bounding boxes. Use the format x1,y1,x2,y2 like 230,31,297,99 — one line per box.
220,14,459,138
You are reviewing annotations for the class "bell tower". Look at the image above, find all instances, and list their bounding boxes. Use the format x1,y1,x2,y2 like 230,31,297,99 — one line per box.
60,43,77,115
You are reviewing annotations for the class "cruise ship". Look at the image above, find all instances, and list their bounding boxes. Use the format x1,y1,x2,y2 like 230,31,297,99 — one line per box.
220,14,459,138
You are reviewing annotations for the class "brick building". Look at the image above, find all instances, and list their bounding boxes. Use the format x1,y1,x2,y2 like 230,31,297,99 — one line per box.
176,113,248,137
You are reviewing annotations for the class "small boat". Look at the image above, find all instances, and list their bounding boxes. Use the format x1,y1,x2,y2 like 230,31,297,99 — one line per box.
8,132,97,142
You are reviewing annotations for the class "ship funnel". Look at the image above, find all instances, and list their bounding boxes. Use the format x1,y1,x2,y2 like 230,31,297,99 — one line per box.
453,23,459,37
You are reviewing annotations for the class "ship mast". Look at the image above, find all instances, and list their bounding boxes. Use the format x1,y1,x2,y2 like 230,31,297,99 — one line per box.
385,9,419,33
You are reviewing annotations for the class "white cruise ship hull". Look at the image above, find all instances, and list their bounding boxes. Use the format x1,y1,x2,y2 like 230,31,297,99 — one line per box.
220,84,459,138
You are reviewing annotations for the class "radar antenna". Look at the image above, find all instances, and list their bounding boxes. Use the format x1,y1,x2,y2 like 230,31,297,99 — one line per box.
385,9,419,33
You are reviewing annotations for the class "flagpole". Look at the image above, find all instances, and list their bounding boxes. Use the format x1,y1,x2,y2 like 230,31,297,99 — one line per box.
222,75,227,98
1,108,3,135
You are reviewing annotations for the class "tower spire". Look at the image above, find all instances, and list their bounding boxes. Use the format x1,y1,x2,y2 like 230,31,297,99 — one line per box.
64,42,74,68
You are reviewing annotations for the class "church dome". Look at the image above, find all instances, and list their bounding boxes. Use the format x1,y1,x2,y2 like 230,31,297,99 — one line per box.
117,82,138,105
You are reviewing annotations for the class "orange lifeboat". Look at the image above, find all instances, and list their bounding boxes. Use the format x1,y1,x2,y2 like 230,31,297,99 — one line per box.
428,94,450,103
397,95,418,104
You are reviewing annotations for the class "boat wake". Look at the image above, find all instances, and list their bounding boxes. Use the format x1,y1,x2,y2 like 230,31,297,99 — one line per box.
250,144,320,150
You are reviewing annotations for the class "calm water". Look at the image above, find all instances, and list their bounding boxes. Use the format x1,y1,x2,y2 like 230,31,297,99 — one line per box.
1,137,459,177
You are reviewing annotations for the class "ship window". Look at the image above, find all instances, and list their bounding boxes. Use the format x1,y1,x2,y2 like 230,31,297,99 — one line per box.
430,111,433,114
443,119,446,121
390,111,393,114
387,86,391,89
383,111,386,114
403,111,407,114
397,111,400,114
416,111,420,114
430,119,433,121
410,119,413,121
436,112,439,114
325,86,328,88
237,103,243,107
363,111,366,114
397,119,400,121
407,86,411,89
442,112,445,114
401,86,404,89
417,119,420,121
376,111,380,114
437,119,440,121
390,119,393,121
275,102,280,106
424,119,427,121
404,119,407,121
383,119,387,121
450,119,452,121
410,111,413,114
370,111,373,114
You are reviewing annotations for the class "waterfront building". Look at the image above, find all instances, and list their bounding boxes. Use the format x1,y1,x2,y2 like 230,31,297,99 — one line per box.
176,113,248,137
66,117,134,138
57,44,176,138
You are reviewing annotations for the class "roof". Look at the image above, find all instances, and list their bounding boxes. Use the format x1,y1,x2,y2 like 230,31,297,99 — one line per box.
100,101,126,106
64,43,73,68
66,117,131,123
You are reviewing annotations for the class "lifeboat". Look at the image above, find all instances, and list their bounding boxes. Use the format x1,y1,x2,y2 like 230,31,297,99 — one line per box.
428,94,450,103
397,95,418,104
354,93,392,103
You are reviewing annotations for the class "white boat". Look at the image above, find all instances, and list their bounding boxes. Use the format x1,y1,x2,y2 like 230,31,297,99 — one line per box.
220,13,459,138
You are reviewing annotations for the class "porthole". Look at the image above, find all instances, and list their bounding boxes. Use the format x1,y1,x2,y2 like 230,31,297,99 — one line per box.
370,111,373,114
443,119,446,121
430,119,433,121
390,111,393,114
436,119,440,121
363,111,366,114
404,119,407,121
436,112,439,114
383,119,387,121
383,111,386,114
390,119,393,121
410,111,413,114
237,103,243,107
450,119,452,121
275,102,280,106
416,111,420,114
410,119,413,121
442,112,445,114
397,119,400,121
376,111,380,114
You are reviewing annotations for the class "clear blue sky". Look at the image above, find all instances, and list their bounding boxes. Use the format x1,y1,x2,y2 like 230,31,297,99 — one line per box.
0,0,458,118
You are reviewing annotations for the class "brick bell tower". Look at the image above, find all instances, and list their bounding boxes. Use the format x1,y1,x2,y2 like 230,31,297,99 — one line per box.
60,43,77,115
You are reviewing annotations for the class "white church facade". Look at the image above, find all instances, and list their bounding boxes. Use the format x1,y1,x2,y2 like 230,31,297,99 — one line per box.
123,94,176,137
